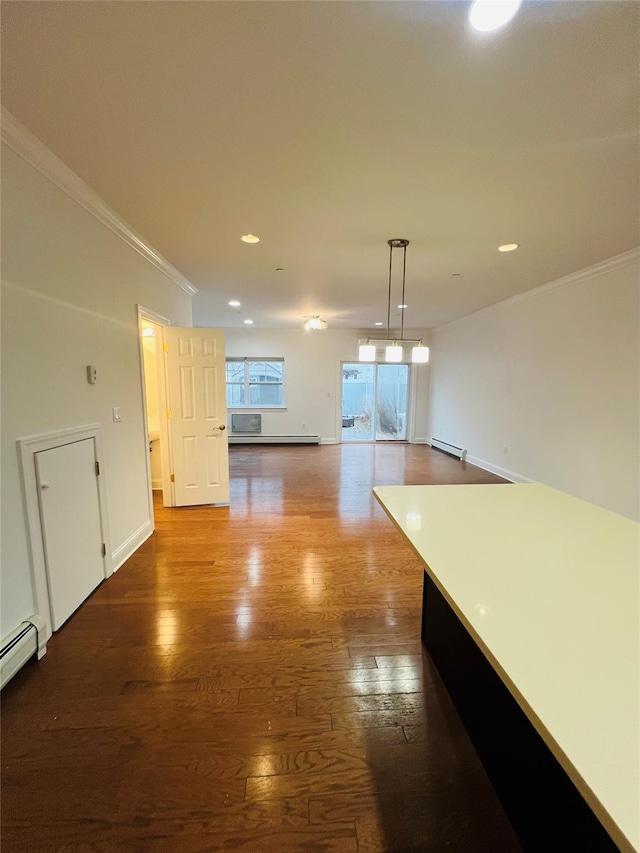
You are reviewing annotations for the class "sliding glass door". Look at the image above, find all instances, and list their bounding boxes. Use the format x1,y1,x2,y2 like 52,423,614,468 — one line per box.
341,363,409,442
375,364,408,440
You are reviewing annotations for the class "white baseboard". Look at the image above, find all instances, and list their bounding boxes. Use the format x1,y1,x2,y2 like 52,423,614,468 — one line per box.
1,615,48,689
466,455,537,484
152,479,162,490
229,435,320,445
320,438,338,445
111,518,153,572
410,437,430,444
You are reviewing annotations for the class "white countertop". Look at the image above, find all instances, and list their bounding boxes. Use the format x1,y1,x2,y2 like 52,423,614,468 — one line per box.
373,483,639,853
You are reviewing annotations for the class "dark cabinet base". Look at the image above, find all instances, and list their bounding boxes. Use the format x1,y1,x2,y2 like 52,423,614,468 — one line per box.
422,573,620,853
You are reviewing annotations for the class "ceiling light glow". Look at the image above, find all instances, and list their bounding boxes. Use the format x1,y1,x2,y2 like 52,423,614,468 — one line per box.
398,304,408,309
469,0,522,32
241,234,260,244
304,316,328,331
498,243,520,252
228,300,241,307
244,319,254,325
375,322,384,326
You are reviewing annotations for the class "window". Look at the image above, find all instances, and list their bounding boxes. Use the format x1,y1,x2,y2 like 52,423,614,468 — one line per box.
226,358,284,407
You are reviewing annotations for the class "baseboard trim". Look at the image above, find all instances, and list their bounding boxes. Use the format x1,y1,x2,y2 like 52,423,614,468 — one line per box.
320,438,338,445
111,519,153,571
466,455,536,484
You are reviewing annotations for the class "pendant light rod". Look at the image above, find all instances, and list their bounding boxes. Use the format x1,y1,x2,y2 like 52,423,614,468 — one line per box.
387,238,410,341
400,241,407,341
386,242,393,340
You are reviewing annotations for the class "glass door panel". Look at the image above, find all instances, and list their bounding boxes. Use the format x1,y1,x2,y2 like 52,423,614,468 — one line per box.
375,364,409,440
341,363,375,442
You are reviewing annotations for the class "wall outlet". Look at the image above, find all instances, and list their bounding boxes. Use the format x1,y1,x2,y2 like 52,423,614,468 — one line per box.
302,423,306,429
503,446,508,455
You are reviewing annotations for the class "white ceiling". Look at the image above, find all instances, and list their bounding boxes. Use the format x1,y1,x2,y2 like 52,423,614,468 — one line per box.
1,1,638,330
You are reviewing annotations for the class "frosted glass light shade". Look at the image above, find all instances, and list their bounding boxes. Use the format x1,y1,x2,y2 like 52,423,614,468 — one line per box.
385,344,403,363
411,345,430,363
359,343,376,362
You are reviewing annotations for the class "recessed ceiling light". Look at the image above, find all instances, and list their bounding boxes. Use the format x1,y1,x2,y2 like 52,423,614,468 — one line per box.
375,322,384,326
469,0,522,33
398,304,408,309
244,319,254,325
498,243,520,252
241,234,260,244
228,300,241,307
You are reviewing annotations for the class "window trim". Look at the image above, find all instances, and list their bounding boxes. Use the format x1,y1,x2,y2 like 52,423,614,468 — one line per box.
225,357,285,408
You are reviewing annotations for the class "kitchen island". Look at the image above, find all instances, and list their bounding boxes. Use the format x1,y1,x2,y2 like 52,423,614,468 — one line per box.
374,483,639,853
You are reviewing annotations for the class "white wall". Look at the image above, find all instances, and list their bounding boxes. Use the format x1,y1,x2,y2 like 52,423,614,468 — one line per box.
428,251,640,520
1,143,192,640
219,327,431,443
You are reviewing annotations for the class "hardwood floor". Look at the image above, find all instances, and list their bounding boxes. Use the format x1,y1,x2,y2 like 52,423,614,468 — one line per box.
1,444,522,852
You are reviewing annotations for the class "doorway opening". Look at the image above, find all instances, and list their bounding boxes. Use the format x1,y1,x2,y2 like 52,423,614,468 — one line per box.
138,307,172,517
341,362,409,442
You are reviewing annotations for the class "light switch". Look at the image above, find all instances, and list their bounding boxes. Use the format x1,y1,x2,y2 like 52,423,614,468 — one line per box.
112,407,122,423
87,365,97,384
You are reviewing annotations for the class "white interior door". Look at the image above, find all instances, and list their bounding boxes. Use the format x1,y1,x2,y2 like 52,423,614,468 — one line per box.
165,327,229,506
35,438,106,630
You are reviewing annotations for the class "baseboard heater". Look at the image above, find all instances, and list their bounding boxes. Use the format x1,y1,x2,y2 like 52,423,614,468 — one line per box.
229,435,320,445
1,615,48,690
431,438,467,461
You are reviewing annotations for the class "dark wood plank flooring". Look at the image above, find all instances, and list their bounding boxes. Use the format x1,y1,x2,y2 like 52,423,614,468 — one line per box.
1,444,521,852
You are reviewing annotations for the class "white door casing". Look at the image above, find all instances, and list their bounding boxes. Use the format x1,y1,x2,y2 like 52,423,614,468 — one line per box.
35,438,106,630
164,327,229,506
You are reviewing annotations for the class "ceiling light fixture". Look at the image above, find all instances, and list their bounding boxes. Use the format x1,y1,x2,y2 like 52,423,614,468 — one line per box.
228,300,241,307
241,234,260,244
244,319,254,325
358,239,429,365
375,322,384,326
468,0,522,32
304,315,328,331
498,243,520,252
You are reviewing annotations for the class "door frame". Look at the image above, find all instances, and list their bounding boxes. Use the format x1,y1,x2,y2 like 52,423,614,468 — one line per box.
17,424,112,642
137,305,174,510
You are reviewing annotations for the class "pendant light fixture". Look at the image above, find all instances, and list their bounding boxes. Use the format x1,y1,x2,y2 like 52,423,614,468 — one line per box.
359,339,376,361
358,239,430,365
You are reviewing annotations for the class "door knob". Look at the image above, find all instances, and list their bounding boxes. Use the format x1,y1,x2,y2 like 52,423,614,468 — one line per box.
211,424,226,431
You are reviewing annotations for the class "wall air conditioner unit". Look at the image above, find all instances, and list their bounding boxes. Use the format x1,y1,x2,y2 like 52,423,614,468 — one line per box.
231,413,262,434
431,438,467,461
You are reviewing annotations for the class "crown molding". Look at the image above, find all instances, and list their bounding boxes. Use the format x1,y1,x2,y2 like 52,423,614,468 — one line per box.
1,107,197,297
438,246,640,330
500,247,640,308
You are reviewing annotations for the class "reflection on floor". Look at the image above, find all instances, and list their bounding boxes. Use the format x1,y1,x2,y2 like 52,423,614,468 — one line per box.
1,444,521,852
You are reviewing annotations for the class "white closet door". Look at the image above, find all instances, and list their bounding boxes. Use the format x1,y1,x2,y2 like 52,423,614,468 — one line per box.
36,438,105,630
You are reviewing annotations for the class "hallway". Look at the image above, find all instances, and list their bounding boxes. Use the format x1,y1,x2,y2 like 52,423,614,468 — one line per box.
1,444,519,852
